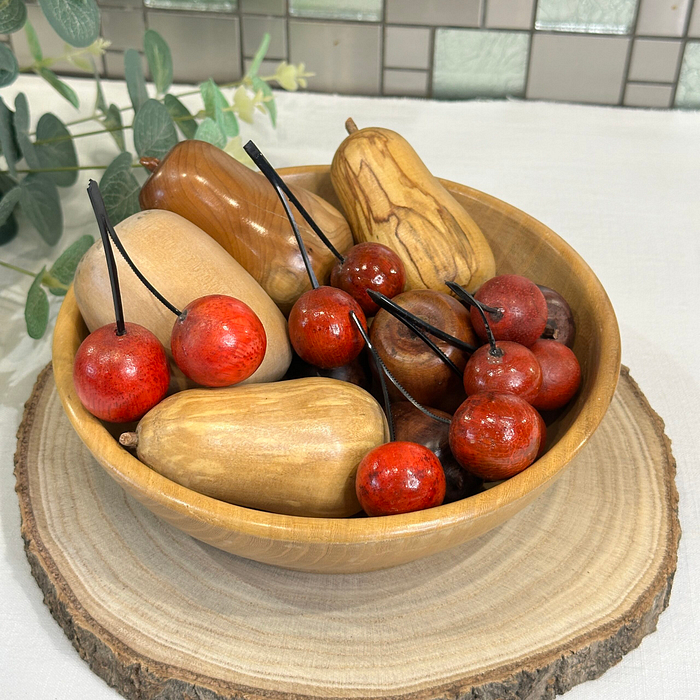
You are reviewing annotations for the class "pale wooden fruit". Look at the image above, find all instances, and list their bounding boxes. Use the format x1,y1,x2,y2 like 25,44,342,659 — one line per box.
52,167,621,574
120,378,389,518
331,120,496,293
73,209,291,385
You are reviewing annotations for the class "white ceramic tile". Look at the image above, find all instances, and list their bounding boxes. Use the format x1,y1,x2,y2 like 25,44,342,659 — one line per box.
241,0,286,14
384,26,431,69
386,0,481,27
629,39,682,82
242,15,286,58
289,0,382,22
485,0,534,29
635,0,691,37
624,83,673,107
383,68,428,96
102,8,146,51
688,3,700,37
675,41,700,107
527,34,630,104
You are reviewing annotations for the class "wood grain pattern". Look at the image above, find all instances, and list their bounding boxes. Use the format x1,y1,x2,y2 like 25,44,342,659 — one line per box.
125,377,389,518
331,126,496,294
52,168,621,574
73,209,292,387
140,140,354,314
15,365,679,700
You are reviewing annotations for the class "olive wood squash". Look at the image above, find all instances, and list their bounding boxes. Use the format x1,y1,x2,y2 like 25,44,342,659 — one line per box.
52,167,621,574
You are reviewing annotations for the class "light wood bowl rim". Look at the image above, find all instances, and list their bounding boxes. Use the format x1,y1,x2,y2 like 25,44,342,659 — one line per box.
52,167,621,547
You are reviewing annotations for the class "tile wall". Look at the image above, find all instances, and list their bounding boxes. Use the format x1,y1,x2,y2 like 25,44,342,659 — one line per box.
9,0,700,108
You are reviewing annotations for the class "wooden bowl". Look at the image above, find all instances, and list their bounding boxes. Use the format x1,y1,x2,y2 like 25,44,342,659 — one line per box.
52,167,621,574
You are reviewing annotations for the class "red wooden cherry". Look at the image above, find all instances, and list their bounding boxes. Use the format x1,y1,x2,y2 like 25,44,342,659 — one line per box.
288,286,367,369
463,340,543,404
537,284,576,347
535,410,547,459
355,441,446,516
330,242,406,316
73,322,170,423
530,339,582,411
171,294,266,387
449,392,543,481
470,275,547,347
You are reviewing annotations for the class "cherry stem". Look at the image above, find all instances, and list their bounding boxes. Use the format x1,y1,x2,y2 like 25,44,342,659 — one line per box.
87,181,182,318
445,281,502,316
367,289,476,354
243,140,345,264
87,181,126,336
445,281,502,358
349,311,451,430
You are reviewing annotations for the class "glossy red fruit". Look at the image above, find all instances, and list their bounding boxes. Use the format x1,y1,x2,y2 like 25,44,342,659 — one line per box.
463,341,543,404
330,242,406,316
530,339,582,411
171,294,266,387
288,286,367,369
471,275,548,347
537,285,576,347
535,410,547,459
356,441,446,516
449,392,543,481
73,322,170,423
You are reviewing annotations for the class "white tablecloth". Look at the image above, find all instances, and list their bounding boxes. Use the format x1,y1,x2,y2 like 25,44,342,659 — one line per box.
1,75,699,699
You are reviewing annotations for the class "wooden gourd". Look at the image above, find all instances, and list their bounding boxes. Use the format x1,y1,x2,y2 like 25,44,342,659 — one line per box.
120,377,390,518
73,209,292,386
139,140,355,315
331,120,496,293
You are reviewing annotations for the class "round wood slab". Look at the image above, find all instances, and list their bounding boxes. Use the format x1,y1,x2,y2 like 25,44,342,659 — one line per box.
14,364,679,700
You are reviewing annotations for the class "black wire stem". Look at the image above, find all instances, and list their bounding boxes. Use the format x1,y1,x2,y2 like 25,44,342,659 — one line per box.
446,281,502,356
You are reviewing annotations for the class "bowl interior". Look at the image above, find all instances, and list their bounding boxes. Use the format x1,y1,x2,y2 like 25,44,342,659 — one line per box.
52,166,621,571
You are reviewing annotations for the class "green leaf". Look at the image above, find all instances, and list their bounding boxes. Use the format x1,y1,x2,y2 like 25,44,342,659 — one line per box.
36,67,79,109
37,0,100,48
246,32,270,79
125,49,148,114
200,79,238,138
252,75,277,128
132,98,177,159
19,174,62,245
47,233,94,295
0,97,19,177
99,151,140,225
144,29,172,95
0,43,19,88
93,64,108,116
194,117,225,149
0,0,26,34
0,175,18,245
0,185,21,225
25,266,49,339
34,113,78,187
24,19,42,62
103,104,125,152
13,91,38,170
163,94,197,139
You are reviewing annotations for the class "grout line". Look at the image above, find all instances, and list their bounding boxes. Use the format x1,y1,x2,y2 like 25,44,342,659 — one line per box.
618,0,642,106
669,0,696,106
379,0,385,95
427,26,435,98
627,79,680,86
522,0,539,99
481,0,487,29
236,0,244,80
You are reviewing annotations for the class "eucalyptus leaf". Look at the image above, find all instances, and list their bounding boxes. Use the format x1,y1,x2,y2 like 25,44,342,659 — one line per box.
94,65,108,116
37,0,100,48
99,152,140,225
246,32,270,79
13,92,39,170
0,0,26,34
34,113,78,187
0,97,19,177
104,104,125,152
125,49,148,114
133,98,177,159
47,233,94,295
252,76,276,128
0,43,19,87
163,94,197,139
25,266,49,339
0,185,21,226
19,174,63,245
0,175,18,244
0,210,17,244
144,29,172,95
194,118,225,149
36,67,80,109
200,79,238,137
25,20,42,62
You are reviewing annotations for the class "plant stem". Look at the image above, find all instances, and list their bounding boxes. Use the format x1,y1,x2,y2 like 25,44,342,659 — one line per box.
0,260,36,277
34,124,130,146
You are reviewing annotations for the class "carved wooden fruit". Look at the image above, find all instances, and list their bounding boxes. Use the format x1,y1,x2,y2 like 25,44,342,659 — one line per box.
73,209,291,386
139,140,354,314
330,119,495,294
119,378,389,518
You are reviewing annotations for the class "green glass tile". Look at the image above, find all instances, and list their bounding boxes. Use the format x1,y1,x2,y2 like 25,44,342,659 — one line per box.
675,42,700,108
535,0,636,34
289,0,382,22
433,30,530,99
145,0,237,11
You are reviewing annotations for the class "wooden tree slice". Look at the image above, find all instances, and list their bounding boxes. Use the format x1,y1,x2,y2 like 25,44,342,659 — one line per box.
14,364,679,700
